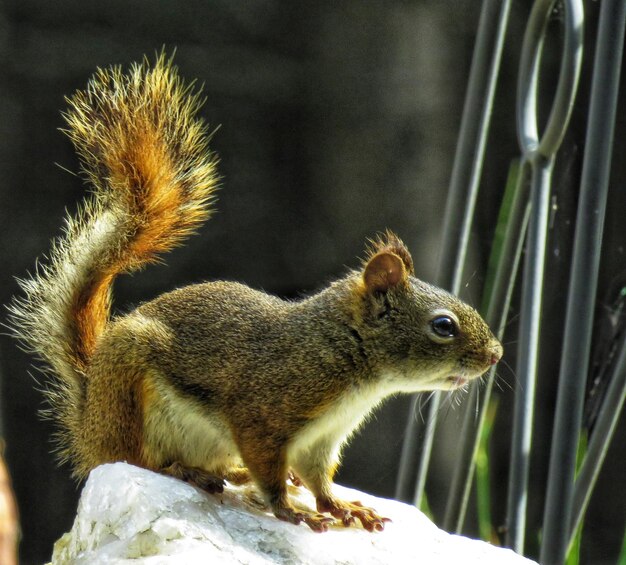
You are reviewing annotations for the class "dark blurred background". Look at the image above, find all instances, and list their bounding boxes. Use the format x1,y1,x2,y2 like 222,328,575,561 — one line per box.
0,1,624,563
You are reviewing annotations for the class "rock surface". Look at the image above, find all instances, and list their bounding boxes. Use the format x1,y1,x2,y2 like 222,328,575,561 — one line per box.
51,463,536,564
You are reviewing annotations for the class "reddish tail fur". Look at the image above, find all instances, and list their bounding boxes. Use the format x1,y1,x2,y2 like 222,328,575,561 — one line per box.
8,53,218,464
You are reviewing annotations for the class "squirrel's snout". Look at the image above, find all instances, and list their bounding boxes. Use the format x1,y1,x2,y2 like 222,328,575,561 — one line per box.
488,340,503,366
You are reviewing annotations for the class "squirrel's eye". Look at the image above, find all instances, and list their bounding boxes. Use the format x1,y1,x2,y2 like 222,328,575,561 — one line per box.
431,315,457,338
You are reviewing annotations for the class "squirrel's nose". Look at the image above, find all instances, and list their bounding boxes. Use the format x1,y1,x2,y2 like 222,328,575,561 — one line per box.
489,340,503,365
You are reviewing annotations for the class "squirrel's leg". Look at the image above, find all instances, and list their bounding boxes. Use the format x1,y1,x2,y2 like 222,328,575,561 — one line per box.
160,461,225,493
161,463,250,488
292,441,390,532
237,439,333,532
77,356,148,475
223,467,252,485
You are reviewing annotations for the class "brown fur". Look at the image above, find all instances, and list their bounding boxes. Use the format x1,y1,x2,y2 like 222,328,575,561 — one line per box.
9,56,502,532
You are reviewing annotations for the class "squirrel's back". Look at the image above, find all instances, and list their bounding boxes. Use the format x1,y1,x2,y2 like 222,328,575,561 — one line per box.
8,54,218,467
133,279,364,389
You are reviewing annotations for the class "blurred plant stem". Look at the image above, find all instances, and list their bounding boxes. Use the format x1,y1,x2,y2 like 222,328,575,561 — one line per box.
476,397,499,543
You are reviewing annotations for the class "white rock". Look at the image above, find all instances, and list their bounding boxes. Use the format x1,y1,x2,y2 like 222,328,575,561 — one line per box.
50,462,536,565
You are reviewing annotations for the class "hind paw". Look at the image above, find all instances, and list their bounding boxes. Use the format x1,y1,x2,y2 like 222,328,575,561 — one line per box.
161,462,225,493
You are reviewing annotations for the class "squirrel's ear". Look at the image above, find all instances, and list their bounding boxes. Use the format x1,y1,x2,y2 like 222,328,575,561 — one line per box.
363,230,414,275
363,252,408,293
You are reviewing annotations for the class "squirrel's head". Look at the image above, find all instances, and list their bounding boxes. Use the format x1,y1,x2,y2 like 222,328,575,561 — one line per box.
355,231,502,392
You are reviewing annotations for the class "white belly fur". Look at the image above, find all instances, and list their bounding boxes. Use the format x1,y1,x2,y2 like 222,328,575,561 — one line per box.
287,382,391,466
143,376,242,472
144,376,394,477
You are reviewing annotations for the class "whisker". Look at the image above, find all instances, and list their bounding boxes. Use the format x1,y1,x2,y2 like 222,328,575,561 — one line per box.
503,312,521,328
495,372,515,392
474,380,481,418
417,391,437,422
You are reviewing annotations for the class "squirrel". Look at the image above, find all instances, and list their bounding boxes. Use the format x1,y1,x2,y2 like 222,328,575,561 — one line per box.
8,54,502,533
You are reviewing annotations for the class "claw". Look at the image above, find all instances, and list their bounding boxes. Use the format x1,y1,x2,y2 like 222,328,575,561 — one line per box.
341,513,357,527
274,506,336,532
304,514,336,533
316,496,389,532
287,470,303,487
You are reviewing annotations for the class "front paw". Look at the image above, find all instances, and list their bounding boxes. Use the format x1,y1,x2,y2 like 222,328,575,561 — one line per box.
274,505,335,533
316,497,390,532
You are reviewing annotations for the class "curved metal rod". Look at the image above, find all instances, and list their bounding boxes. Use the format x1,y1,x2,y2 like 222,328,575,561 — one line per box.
517,0,584,157
540,0,626,561
506,0,583,554
395,0,512,506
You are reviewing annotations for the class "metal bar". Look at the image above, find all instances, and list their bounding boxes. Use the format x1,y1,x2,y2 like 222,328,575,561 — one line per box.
540,0,626,561
394,395,420,501
434,0,513,290
506,155,553,551
569,330,626,547
412,394,438,508
506,0,583,553
395,0,513,508
483,165,531,341
444,163,531,532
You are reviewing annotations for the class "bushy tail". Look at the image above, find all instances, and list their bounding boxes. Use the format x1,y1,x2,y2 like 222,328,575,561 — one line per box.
7,53,218,463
